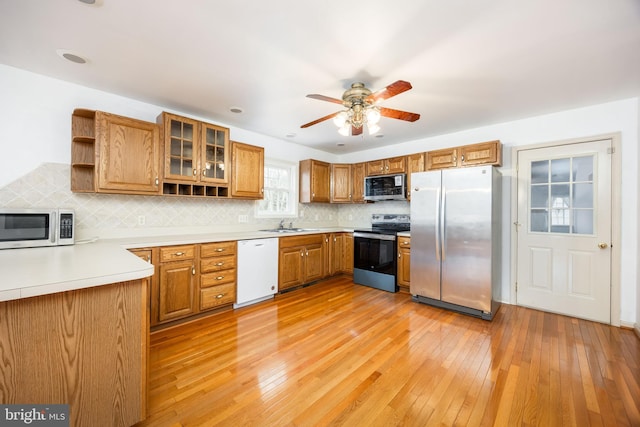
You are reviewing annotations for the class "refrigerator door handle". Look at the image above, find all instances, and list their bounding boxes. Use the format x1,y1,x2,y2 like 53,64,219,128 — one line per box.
435,186,442,261
440,184,446,261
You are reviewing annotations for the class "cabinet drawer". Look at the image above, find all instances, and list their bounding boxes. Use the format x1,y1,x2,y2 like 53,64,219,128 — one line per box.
160,245,196,262
201,241,236,257
201,269,236,288
200,283,235,309
398,237,411,248
200,255,236,273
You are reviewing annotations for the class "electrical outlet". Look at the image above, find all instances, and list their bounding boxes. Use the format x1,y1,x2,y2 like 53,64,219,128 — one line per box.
238,215,248,223
137,215,145,226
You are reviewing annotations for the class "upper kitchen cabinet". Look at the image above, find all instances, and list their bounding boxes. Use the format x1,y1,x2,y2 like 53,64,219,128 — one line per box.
157,112,230,197
406,153,425,200
426,140,502,170
366,156,406,176
351,162,366,203
71,109,161,195
299,159,331,203
230,141,264,199
330,163,352,203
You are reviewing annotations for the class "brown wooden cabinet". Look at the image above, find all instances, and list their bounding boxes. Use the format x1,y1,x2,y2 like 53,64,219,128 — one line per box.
71,109,161,195
405,153,425,200
278,234,324,291
367,156,406,176
344,233,354,274
397,236,411,293
323,232,354,276
157,245,197,323
230,141,264,199
129,247,159,326
351,162,366,203
200,241,237,310
331,164,352,203
157,112,230,197
427,140,501,170
299,159,331,203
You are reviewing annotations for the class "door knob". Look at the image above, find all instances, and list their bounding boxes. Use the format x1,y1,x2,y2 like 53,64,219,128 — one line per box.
598,242,608,249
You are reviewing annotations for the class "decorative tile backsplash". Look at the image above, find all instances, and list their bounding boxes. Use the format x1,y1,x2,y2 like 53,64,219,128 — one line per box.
0,163,409,239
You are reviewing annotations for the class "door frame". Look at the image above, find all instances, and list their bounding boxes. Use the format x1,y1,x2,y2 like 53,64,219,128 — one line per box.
510,132,622,326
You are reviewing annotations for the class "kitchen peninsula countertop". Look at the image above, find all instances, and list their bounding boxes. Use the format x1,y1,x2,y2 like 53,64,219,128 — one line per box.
0,227,351,302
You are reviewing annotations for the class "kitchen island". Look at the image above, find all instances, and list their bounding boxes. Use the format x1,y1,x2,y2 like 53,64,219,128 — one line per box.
0,242,153,426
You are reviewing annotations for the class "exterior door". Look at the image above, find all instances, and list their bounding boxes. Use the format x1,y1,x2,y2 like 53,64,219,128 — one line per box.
516,139,612,323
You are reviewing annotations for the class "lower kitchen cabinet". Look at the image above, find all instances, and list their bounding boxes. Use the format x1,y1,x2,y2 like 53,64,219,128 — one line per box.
158,245,197,323
279,235,324,291
325,232,354,276
397,236,411,293
200,241,237,310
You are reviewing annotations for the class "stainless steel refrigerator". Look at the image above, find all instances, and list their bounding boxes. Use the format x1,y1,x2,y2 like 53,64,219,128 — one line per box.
410,165,501,320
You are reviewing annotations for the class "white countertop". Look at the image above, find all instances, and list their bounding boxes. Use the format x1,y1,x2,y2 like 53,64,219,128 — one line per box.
0,227,352,303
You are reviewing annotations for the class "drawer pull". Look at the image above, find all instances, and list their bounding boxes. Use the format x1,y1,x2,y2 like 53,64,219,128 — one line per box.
215,248,225,252
402,242,409,245
215,262,224,266
216,293,225,299
174,252,185,256
216,276,225,280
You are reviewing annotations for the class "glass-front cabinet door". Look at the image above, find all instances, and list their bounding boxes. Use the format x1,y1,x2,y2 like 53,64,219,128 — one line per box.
200,122,229,183
164,114,199,182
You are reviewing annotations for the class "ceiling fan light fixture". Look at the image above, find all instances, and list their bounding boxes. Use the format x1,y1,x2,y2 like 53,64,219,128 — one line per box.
366,107,381,125
368,123,380,135
333,111,348,127
338,123,350,136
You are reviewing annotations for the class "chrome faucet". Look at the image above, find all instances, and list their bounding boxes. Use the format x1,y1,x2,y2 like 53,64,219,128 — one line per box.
278,219,285,229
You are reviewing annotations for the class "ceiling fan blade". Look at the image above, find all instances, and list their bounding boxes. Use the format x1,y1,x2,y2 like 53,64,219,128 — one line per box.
306,94,344,105
379,107,420,122
366,80,413,104
300,111,339,128
351,125,363,136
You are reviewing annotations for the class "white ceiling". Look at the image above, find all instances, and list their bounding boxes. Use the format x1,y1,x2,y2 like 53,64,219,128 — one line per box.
1,0,639,154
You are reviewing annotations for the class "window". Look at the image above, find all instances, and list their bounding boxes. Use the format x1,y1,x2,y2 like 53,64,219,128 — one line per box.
255,159,298,218
529,155,594,234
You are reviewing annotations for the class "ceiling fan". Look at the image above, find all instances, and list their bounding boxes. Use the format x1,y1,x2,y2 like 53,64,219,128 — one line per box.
300,80,420,136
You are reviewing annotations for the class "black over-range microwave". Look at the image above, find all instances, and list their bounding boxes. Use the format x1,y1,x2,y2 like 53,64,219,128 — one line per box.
363,173,407,201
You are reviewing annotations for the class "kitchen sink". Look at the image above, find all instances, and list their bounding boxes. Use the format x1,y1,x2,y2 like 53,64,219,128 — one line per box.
259,228,318,233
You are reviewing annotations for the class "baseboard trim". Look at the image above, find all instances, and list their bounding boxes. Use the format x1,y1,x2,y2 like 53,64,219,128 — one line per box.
635,324,640,341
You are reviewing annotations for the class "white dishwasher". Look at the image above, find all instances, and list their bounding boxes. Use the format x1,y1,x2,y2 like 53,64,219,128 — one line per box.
234,238,279,308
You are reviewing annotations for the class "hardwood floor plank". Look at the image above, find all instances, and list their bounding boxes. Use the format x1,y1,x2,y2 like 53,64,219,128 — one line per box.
135,277,640,426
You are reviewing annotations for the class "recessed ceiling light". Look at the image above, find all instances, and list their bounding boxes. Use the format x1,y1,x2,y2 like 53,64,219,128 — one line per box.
78,0,96,3
375,134,384,138
285,133,296,138
337,143,345,146
229,106,244,114
56,49,87,64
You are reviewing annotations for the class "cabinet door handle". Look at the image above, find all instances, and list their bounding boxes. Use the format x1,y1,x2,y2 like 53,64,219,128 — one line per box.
155,177,159,186
192,266,196,275
202,169,207,176
398,253,401,258
461,154,465,162
216,293,225,299
193,169,197,176
301,251,304,257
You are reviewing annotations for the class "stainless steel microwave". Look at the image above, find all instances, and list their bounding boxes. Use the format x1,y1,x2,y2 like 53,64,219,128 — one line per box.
364,174,407,201
0,208,75,249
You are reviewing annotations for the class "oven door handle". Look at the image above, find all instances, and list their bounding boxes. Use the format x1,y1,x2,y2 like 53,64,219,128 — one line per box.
353,232,397,241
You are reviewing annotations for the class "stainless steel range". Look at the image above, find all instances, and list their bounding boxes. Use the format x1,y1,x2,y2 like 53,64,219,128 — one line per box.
353,214,410,293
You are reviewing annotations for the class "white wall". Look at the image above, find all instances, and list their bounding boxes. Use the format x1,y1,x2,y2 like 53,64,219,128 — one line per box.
0,64,335,188
1,63,637,325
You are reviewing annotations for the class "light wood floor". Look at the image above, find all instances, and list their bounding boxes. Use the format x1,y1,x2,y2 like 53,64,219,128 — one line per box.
137,276,640,426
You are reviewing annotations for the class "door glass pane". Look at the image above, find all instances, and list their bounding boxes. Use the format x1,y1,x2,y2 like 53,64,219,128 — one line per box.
573,210,594,234
572,156,593,181
531,209,548,232
551,158,570,182
531,160,549,184
550,184,570,208
573,183,593,208
530,186,548,208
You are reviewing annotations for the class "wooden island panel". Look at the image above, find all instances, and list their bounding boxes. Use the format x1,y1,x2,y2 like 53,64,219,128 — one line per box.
0,279,148,427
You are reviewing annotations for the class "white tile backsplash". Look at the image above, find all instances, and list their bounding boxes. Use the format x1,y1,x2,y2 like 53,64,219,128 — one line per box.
0,163,407,240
